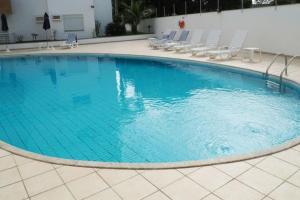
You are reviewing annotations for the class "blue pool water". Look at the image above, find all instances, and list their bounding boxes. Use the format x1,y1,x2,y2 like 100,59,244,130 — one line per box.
0,54,300,163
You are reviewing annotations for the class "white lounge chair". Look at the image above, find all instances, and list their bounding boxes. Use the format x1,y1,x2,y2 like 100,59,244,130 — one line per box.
162,30,190,51
61,33,78,49
151,30,177,49
174,29,204,53
191,30,221,56
207,30,248,60
150,30,177,48
148,30,171,47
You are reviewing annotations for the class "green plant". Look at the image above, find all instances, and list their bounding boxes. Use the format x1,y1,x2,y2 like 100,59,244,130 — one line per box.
105,22,126,36
113,14,123,24
16,35,24,43
121,0,153,33
95,20,101,37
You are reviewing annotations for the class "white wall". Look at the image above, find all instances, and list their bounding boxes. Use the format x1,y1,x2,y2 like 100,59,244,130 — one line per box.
1,0,112,42
47,0,96,40
6,0,47,42
141,4,300,56
94,0,113,35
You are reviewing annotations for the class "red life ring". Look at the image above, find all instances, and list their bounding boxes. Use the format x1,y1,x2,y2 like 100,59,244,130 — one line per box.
179,19,185,29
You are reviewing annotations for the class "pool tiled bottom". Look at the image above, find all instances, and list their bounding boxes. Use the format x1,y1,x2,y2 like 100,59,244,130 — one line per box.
1,40,300,199
1,146,300,200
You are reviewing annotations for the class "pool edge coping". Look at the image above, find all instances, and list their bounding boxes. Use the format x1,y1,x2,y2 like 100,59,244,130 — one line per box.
0,52,299,169
1,138,300,169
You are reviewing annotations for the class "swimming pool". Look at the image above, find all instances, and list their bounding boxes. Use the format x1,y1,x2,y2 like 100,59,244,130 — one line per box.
0,54,300,167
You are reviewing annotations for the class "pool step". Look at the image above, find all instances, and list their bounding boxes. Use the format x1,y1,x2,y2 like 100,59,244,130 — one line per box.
266,80,280,89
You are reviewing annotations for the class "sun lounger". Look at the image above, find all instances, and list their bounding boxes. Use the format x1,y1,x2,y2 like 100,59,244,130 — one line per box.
61,33,78,49
148,30,171,47
151,30,177,49
162,30,190,51
191,30,221,56
174,29,204,53
207,30,248,60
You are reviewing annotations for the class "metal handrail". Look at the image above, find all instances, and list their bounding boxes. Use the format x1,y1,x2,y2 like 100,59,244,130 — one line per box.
265,53,284,78
279,56,299,90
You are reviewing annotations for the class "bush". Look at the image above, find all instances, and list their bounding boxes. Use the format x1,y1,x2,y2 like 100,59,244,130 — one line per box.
105,23,126,36
95,21,101,37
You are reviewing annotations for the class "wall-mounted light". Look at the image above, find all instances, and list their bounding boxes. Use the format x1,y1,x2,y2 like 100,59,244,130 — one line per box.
91,5,95,8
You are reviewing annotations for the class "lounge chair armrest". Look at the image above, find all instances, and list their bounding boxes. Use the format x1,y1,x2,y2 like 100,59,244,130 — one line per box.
193,43,204,48
218,46,229,50
231,47,240,51
179,41,189,45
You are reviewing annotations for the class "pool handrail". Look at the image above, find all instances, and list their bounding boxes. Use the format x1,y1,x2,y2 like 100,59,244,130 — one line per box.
279,55,299,91
265,53,285,78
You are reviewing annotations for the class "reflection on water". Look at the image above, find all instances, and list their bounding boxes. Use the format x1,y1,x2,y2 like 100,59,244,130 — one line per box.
0,55,300,163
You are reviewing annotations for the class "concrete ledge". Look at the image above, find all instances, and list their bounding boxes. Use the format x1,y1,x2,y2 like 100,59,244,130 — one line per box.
78,34,155,45
0,34,155,51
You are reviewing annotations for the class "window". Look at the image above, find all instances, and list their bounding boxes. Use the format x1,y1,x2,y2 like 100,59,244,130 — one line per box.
0,0,12,15
52,15,61,22
63,14,84,32
35,16,44,24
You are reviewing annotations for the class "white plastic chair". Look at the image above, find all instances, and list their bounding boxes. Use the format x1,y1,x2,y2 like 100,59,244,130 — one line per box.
174,29,204,53
191,30,221,56
151,30,177,49
207,30,248,60
61,33,78,49
162,30,190,51
148,30,171,47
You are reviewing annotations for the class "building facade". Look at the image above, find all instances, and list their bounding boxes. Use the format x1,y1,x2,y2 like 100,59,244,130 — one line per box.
0,0,113,42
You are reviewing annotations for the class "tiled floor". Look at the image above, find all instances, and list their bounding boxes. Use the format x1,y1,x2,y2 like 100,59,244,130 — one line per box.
1,40,300,200
1,148,300,200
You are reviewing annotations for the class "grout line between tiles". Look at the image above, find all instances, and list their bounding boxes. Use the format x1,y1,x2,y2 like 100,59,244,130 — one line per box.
11,156,31,200
94,170,124,200
53,166,77,200
271,153,300,168
136,169,177,200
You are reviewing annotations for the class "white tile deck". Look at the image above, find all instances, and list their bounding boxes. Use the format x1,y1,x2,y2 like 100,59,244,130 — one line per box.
214,180,264,200
162,177,209,200
0,182,28,200
30,185,74,200
0,155,16,171
273,149,300,167
0,148,10,157
287,170,300,187
18,161,53,180
269,182,300,200
66,173,108,200
112,175,157,200
143,191,171,200
24,170,63,197
237,167,283,194
0,167,22,188
188,166,232,191
141,169,183,188
84,188,121,200
214,161,252,178
256,156,298,179
56,166,94,183
202,194,222,200
96,169,138,187
0,40,300,200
